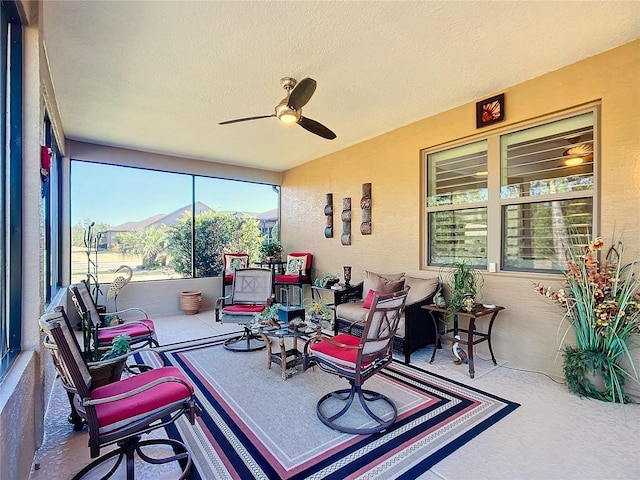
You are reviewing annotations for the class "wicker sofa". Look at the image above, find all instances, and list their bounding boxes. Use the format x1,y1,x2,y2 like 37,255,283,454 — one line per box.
334,271,440,363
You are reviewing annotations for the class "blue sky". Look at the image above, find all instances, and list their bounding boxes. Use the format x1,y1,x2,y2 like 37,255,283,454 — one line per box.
71,161,278,226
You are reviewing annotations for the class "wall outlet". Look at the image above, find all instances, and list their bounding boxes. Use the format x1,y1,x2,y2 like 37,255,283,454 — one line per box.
488,262,497,272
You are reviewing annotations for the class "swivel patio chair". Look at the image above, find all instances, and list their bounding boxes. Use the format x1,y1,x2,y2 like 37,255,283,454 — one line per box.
39,309,201,479
69,282,159,350
215,267,273,351
304,288,409,434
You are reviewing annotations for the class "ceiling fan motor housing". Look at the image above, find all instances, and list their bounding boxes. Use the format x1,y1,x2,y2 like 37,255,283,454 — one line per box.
275,99,300,122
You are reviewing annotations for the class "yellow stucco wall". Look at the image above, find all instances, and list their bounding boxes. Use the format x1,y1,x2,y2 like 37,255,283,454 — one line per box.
281,39,640,383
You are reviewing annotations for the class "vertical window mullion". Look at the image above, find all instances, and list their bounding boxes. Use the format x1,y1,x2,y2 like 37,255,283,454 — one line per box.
486,134,501,269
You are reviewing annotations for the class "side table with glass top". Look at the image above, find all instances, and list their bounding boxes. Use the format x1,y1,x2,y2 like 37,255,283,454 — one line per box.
256,323,320,380
422,304,505,378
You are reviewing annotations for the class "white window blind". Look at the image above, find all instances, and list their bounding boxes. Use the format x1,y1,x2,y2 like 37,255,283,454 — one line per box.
500,111,595,272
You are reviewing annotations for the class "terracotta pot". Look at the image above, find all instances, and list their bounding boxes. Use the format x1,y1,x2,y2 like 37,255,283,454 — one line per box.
180,290,202,315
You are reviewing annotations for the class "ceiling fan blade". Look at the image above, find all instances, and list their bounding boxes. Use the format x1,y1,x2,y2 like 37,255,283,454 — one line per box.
299,116,336,140
219,115,274,125
288,78,317,110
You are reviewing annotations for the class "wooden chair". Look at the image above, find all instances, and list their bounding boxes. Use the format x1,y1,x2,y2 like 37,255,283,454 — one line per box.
304,289,409,434
39,308,201,479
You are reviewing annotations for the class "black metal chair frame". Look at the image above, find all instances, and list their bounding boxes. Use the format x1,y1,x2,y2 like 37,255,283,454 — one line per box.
304,289,409,434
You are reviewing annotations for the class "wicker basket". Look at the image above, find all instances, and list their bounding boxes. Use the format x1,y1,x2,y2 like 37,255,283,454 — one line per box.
180,290,202,315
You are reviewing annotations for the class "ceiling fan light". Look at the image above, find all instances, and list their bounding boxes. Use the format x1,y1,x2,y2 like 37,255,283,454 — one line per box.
564,157,584,167
279,110,298,123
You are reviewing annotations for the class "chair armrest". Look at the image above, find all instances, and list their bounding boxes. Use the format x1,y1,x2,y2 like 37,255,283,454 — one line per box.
82,376,193,406
100,319,154,335
111,307,149,319
87,346,167,368
215,294,233,310
334,282,364,306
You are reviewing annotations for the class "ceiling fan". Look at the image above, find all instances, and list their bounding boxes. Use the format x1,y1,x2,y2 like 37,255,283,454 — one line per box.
219,77,337,140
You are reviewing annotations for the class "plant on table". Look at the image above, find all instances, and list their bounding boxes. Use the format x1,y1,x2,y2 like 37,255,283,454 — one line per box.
446,261,483,317
314,273,339,288
535,236,640,403
255,303,281,326
259,239,283,261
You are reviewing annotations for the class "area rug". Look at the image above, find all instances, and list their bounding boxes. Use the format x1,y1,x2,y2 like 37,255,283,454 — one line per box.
141,336,519,479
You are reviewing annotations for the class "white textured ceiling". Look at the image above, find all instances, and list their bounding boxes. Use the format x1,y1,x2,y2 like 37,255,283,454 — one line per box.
42,1,640,172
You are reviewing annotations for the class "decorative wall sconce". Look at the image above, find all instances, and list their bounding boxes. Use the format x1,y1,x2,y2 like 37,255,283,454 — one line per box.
341,197,351,246
360,182,371,235
324,193,333,238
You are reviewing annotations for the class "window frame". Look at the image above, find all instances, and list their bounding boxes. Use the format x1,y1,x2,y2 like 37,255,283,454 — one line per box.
69,159,281,283
0,1,23,381
422,104,600,274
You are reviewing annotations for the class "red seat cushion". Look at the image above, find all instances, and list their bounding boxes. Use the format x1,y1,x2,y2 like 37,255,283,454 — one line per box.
223,305,265,314
274,274,310,283
97,319,155,343
91,366,193,430
310,333,371,368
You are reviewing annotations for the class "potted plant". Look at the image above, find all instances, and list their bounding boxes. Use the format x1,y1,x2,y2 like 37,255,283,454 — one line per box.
313,273,339,288
259,239,283,262
446,261,484,315
255,303,281,326
88,334,131,388
535,237,640,403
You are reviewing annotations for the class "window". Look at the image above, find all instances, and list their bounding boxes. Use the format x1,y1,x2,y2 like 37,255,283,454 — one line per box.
1,1,23,380
70,161,279,286
426,140,488,267
501,112,594,271
43,115,63,303
424,108,597,273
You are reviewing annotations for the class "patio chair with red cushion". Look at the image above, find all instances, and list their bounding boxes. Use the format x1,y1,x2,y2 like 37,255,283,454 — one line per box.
215,267,273,351
39,308,201,479
273,252,314,298
303,288,409,434
69,282,159,350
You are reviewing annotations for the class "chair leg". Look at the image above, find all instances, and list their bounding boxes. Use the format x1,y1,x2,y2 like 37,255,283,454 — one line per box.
66,391,86,431
223,326,266,351
71,435,192,480
316,381,398,435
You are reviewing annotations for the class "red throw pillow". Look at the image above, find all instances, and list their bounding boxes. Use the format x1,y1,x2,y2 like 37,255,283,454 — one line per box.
362,289,376,309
